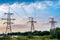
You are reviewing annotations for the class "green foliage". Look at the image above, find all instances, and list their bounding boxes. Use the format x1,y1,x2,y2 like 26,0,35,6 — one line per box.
6,31,50,36
0,36,12,40
0,36,59,40
55,28,60,39
0,28,60,40
50,27,60,39
50,29,56,39
17,36,28,40
27,35,34,39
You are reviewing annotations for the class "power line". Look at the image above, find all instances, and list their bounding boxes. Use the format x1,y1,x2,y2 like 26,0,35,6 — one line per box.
10,7,27,20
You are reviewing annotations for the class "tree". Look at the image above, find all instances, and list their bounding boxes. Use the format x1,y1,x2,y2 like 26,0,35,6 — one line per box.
50,27,60,39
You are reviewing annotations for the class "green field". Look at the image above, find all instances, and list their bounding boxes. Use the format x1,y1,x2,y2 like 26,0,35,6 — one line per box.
0,36,59,40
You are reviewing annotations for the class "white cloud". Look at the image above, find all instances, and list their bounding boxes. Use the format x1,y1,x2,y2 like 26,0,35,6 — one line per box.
37,3,46,9
0,4,8,12
11,3,25,8
22,3,34,14
45,1,53,6
11,3,17,8
18,3,25,8
0,2,48,15
0,4,9,17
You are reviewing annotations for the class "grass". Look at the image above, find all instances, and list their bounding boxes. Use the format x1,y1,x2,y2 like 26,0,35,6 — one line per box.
0,36,59,40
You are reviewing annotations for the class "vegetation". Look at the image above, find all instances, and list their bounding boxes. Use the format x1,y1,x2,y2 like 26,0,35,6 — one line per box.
50,27,60,39
0,27,60,40
8,31,50,36
0,36,52,40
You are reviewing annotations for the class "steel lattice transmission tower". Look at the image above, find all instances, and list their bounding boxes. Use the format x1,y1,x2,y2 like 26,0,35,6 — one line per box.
49,17,56,29
49,17,57,39
28,17,36,32
2,7,15,34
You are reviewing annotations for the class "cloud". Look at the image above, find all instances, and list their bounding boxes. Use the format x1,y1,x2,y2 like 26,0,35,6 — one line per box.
0,1,59,15
10,3,25,8
23,3,35,14
44,1,54,6
12,24,28,29
0,4,8,12
36,3,47,10
0,4,9,17
11,24,31,32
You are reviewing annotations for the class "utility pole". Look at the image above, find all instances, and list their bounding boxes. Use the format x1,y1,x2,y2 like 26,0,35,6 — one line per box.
2,7,15,34
28,17,36,32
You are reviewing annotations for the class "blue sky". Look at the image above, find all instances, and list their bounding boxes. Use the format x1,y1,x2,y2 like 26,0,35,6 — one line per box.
0,0,59,4
0,0,60,33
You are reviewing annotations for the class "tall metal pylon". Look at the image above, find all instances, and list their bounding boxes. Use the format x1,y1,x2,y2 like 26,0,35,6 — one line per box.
2,6,15,34
49,17,57,39
49,17,56,29
28,17,36,32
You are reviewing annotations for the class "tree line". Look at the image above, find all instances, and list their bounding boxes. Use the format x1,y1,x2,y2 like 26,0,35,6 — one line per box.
1,27,60,39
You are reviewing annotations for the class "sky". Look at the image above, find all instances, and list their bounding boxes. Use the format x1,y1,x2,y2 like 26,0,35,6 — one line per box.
0,0,60,33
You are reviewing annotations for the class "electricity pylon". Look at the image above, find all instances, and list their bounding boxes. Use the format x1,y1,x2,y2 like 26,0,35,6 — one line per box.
28,17,36,32
49,17,57,39
2,7,15,34
49,17,56,29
